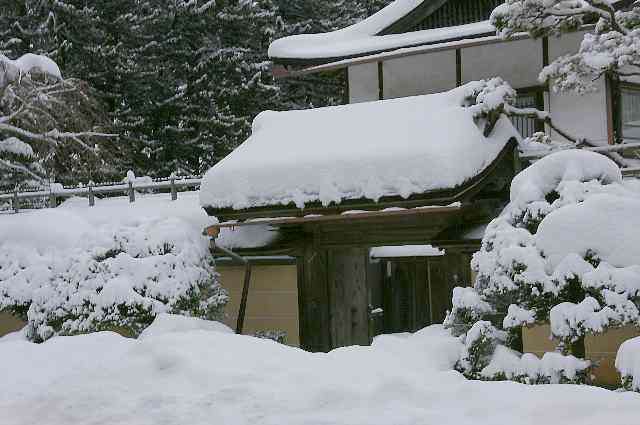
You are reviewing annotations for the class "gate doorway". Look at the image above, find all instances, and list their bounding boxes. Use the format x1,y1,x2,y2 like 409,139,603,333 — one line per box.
369,247,473,338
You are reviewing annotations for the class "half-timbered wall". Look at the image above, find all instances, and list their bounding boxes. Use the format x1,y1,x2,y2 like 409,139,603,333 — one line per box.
347,31,610,144
348,63,380,103
382,50,457,98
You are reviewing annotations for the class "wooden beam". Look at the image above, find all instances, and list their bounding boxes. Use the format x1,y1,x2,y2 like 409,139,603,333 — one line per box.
207,204,461,230
378,61,384,100
456,48,462,86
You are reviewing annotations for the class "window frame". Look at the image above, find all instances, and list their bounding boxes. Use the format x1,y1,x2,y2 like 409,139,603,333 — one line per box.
613,80,640,144
512,86,546,138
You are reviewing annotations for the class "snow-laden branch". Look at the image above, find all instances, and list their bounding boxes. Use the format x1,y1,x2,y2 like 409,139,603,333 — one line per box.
491,1,640,92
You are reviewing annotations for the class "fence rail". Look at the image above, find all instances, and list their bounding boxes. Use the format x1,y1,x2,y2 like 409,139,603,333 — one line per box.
0,176,202,212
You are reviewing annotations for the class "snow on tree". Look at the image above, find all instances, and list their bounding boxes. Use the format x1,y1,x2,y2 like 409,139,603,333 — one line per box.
0,194,228,343
445,148,640,385
0,53,114,190
491,1,640,95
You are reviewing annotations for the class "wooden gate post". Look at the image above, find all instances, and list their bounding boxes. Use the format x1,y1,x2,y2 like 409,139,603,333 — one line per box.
12,190,19,213
170,176,177,201
88,182,95,207
48,191,57,209
128,181,135,203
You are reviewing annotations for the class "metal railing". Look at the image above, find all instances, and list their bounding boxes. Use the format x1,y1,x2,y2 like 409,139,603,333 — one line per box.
0,175,202,212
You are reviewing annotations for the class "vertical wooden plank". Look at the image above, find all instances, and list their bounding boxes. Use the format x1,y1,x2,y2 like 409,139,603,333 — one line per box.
366,255,384,340
328,247,369,348
298,241,331,352
456,49,462,87
414,259,430,330
427,256,449,324
377,62,384,101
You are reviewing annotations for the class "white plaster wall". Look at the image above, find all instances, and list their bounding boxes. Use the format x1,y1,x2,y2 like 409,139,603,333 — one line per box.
461,38,543,88
348,63,380,103
382,50,457,99
548,30,609,143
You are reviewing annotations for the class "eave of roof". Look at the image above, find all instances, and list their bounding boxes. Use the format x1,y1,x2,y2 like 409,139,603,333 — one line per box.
202,139,517,222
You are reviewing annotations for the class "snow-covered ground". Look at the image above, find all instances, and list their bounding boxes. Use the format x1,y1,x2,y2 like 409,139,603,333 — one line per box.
0,315,638,425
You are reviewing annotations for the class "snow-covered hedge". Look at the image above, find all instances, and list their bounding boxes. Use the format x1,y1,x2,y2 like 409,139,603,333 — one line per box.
445,149,640,386
0,194,227,342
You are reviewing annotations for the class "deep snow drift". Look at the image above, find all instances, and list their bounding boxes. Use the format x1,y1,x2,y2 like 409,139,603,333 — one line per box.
0,315,638,425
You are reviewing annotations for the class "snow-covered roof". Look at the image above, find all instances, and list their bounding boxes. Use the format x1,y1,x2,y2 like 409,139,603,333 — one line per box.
268,0,493,63
200,85,519,211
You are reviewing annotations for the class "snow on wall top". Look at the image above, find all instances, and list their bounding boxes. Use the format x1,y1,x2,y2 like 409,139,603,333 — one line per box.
200,84,519,211
370,245,445,258
268,0,493,61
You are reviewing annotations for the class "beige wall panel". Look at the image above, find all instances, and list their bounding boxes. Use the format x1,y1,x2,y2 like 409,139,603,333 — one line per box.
462,38,542,88
348,63,380,103
524,323,640,386
217,264,300,347
0,312,25,337
382,50,457,99
586,326,640,386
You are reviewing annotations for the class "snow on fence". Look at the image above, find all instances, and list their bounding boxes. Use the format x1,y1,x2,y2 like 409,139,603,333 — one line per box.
521,143,640,178
0,175,202,212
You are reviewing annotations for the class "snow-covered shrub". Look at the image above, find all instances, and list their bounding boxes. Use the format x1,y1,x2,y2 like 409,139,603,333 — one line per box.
445,150,640,385
481,347,591,385
456,321,506,378
616,336,640,392
0,196,228,342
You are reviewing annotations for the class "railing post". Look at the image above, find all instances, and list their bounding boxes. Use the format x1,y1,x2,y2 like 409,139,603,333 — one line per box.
12,190,19,213
48,190,57,209
170,175,177,201
88,182,95,207
128,181,135,203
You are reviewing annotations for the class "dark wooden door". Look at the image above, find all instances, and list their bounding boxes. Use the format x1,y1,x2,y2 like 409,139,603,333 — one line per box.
381,259,431,334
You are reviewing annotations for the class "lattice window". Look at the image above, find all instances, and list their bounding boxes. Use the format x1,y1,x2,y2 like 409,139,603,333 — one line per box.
410,0,504,31
511,91,544,139
620,85,640,142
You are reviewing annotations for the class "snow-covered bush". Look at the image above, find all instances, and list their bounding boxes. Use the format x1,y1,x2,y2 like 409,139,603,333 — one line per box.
445,149,640,385
616,336,640,392
0,195,228,342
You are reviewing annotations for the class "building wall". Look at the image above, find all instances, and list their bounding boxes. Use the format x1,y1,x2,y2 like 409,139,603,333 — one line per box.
348,62,380,103
382,50,457,99
523,323,640,386
217,264,300,347
461,38,542,88
0,312,25,337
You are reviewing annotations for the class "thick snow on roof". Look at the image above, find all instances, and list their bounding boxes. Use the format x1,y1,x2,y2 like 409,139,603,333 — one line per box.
200,85,519,211
269,1,493,61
